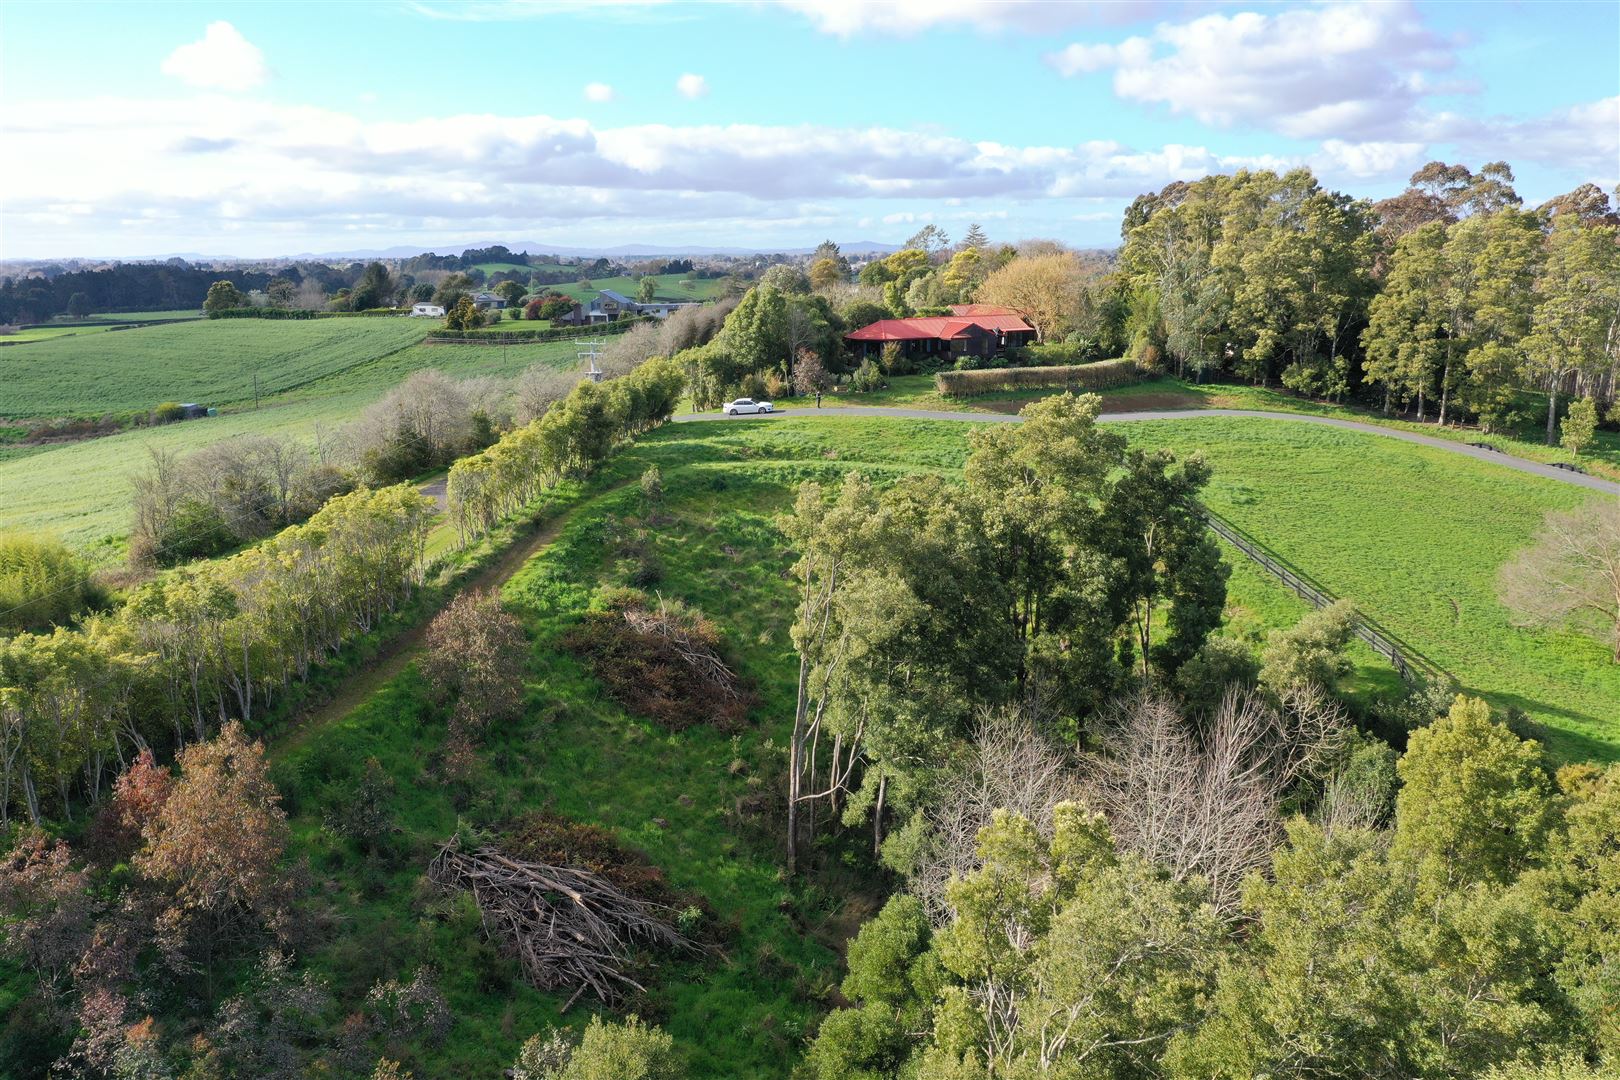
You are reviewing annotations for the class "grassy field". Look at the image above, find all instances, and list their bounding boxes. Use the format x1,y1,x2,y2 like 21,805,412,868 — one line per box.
0,327,584,557
0,310,206,344
1,324,125,344
641,415,1617,759
1120,417,1616,761
0,318,430,419
553,275,726,304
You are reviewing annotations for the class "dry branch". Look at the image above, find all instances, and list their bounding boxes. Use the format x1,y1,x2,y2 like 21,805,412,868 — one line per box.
622,595,741,702
428,838,694,1006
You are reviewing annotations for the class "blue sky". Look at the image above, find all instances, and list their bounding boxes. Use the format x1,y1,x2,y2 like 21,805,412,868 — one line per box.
2,0,1615,258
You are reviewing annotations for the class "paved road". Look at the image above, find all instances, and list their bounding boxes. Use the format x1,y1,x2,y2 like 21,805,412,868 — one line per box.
675,406,1620,497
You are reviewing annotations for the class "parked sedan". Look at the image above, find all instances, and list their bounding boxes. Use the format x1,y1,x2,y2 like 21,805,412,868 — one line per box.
722,397,774,415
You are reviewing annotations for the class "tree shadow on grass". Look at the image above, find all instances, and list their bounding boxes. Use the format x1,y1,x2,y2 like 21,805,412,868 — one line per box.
1461,686,1618,764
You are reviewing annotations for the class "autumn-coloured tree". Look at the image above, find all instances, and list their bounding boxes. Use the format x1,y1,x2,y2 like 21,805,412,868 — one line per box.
977,251,1084,343
92,748,173,861
421,590,529,761
791,348,829,395
136,721,289,936
0,828,94,988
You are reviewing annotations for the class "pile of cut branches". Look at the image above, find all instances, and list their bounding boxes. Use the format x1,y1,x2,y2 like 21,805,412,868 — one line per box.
562,589,754,730
429,836,695,1007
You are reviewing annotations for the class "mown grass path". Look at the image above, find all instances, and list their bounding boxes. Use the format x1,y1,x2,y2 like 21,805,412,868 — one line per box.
273,498,594,759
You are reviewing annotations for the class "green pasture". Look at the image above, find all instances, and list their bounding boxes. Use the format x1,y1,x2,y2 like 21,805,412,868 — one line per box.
0,327,584,557
553,275,726,304
0,318,429,419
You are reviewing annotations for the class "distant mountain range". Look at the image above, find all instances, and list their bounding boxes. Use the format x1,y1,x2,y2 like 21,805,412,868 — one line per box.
296,240,904,260
5,240,905,265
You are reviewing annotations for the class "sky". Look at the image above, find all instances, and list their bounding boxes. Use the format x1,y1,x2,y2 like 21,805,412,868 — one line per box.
1,0,1616,259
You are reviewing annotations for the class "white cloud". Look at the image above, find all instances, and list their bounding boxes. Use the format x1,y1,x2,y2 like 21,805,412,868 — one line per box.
160,22,269,92
780,0,1158,36
675,73,708,99
1314,139,1427,178
1047,3,1455,140
5,91,1612,256
584,82,617,103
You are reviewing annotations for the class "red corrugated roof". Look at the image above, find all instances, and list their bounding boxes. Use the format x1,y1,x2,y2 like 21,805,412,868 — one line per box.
846,310,1034,342
846,317,984,341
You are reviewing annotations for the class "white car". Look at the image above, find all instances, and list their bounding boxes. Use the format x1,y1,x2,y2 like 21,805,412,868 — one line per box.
723,397,774,415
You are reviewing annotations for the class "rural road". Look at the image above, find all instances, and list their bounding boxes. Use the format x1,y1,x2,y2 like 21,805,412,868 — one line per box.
676,405,1620,498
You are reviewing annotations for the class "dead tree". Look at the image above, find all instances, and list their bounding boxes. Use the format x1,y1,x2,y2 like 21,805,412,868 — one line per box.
428,838,694,1007
914,705,1080,924
1086,685,1346,914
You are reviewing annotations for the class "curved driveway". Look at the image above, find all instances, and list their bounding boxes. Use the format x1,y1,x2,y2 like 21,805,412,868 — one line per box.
675,405,1620,498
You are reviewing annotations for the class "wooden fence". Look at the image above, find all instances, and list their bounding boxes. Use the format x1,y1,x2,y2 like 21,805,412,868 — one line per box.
1202,508,1448,685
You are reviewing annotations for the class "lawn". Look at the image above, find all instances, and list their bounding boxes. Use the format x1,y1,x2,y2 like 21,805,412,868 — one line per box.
0,318,430,419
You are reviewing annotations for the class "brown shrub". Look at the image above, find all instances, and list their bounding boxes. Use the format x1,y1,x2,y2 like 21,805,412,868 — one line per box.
561,592,753,731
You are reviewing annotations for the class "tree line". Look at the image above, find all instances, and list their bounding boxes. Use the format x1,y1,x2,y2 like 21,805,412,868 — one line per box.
1116,164,1619,443
447,356,685,545
0,484,434,825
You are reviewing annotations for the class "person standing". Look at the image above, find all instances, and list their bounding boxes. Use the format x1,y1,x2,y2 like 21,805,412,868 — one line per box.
815,390,822,409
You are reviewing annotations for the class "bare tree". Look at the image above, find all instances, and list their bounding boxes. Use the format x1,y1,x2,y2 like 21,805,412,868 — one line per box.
512,365,576,426
1499,500,1620,661
598,320,663,377
1086,686,1347,913
913,705,1080,923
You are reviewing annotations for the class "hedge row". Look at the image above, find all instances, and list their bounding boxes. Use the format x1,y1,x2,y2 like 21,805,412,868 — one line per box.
424,315,653,346
935,359,1146,398
206,307,408,319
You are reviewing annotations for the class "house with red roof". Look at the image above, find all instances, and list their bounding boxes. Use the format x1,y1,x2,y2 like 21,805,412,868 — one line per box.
844,304,1035,362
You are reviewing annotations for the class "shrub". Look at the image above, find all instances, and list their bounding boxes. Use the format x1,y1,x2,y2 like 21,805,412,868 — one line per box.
0,532,102,634
934,359,1144,398
151,402,186,425
152,497,236,565
1016,340,1112,367
849,359,884,393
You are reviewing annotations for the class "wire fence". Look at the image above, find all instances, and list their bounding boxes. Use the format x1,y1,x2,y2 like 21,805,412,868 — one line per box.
1202,508,1448,685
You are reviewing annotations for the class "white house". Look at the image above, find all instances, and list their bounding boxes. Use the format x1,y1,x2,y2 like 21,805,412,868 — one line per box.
411,303,446,318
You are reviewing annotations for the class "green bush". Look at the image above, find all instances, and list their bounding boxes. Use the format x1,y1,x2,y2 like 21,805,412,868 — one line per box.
1013,340,1113,366
0,532,103,634
152,497,236,565
934,359,1145,398
151,401,185,424
849,359,884,392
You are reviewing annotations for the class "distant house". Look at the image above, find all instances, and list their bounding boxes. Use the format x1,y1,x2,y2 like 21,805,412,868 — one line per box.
571,289,702,324
410,303,446,318
634,299,701,319
587,289,635,323
471,291,507,311
844,305,1035,362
